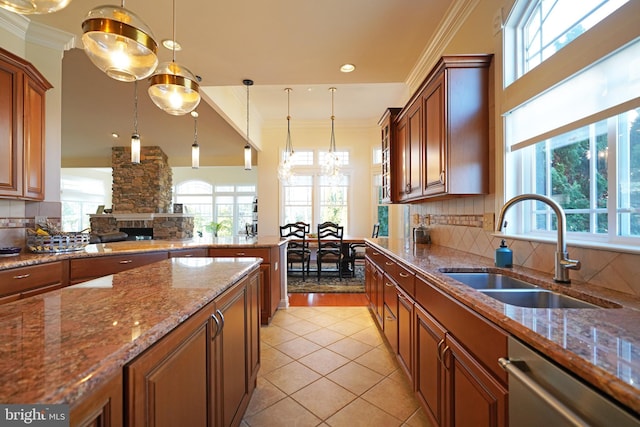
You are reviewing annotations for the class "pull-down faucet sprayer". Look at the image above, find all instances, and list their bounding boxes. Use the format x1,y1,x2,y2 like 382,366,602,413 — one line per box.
496,194,581,283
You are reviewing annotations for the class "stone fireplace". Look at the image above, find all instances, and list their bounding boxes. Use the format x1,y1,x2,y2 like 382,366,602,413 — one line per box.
89,146,194,240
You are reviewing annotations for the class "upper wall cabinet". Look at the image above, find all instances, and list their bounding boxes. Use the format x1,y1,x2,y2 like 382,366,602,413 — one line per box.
0,48,52,201
390,55,492,203
378,108,401,204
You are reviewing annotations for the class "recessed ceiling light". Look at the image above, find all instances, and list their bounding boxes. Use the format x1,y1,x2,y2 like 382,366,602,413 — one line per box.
162,39,182,51
340,63,356,73
111,132,119,138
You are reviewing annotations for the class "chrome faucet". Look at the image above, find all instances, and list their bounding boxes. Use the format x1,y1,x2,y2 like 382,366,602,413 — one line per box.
496,194,581,283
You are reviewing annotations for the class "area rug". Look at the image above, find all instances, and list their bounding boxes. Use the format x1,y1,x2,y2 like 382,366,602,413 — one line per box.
287,265,365,293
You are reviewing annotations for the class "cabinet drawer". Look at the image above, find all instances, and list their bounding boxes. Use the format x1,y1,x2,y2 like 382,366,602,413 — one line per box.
391,262,415,297
0,261,64,297
209,248,270,263
70,252,167,283
169,248,208,258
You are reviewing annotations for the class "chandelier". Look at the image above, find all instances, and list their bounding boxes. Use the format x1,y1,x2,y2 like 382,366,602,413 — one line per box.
277,88,295,184
0,0,71,14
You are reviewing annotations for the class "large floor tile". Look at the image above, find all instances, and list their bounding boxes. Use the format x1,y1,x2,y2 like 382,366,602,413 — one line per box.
291,377,357,420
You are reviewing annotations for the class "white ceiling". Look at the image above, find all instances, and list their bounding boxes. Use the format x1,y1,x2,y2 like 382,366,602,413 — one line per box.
25,0,458,167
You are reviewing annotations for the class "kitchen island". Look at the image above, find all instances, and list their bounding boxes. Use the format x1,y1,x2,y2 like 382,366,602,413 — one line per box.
0,236,287,324
0,256,262,426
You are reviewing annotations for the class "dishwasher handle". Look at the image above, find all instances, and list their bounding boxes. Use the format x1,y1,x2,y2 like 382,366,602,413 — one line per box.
498,357,590,427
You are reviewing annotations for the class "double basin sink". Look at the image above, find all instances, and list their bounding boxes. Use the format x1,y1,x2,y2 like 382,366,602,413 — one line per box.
441,271,604,309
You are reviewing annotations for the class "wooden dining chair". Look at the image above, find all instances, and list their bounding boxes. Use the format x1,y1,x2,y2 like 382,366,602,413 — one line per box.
316,221,344,281
348,223,380,273
279,222,311,280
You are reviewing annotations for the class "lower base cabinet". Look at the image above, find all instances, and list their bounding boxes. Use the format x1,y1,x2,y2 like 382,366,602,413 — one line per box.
125,269,259,427
70,373,123,427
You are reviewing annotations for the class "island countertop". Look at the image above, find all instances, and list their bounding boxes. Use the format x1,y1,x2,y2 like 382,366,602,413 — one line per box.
0,236,286,270
368,238,640,415
0,257,261,405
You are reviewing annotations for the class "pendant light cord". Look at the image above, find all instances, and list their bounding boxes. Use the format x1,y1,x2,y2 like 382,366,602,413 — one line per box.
193,113,198,143
171,0,176,62
329,87,336,153
285,88,293,155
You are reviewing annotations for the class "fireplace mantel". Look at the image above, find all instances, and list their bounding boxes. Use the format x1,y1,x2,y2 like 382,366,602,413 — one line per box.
90,213,193,221
89,214,194,240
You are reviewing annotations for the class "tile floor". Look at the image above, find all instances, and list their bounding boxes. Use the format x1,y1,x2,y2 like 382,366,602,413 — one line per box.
241,305,432,427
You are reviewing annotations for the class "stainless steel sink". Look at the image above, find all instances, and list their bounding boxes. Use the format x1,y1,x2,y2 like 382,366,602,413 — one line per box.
442,272,539,290
480,289,600,309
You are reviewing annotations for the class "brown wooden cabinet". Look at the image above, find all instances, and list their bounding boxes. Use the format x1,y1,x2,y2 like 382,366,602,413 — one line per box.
378,108,401,203
0,260,68,304
71,373,123,427
126,268,260,427
69,252,168,284
388,55,491,202
209,246,281,325
0,47,51,200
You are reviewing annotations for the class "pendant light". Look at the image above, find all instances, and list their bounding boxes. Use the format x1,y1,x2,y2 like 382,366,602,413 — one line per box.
131,80,141,163
148,0,200,116
277,88,295,184
191,111,199,169
322,87,342,184
243,79,253,170
0,0,70,14
81,1,158,82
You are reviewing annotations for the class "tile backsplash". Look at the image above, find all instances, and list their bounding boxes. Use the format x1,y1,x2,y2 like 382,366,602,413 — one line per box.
411,196,640,297
0,200,61,249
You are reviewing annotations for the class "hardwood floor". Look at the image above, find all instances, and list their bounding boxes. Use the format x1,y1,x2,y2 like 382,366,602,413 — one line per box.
287,292,368,307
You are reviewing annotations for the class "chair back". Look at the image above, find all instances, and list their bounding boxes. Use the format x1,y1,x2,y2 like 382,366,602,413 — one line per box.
372,223,380,238
280,222,309,251
317,221,343,251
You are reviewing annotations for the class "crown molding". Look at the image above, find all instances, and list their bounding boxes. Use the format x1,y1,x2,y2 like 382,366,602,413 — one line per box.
26,19,75,51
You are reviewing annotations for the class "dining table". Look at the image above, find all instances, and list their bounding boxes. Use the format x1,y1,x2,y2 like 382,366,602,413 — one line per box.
286,234,365,277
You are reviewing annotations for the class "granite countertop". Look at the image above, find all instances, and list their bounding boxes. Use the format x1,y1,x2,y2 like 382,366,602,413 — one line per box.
0,257,261,405
0,236,286,270
368,238,640,415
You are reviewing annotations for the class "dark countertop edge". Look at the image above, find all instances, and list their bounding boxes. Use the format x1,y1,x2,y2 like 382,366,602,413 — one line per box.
366,238,640,415
47,260,262,406
0,237,287,270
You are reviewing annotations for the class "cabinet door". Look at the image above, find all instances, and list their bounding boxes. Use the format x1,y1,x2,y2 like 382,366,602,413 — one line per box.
213,281,250,427
397,286,413,381
444,336,507,427
22,76,46,200
0,59,21,197
382,274,397,353
423,74,446,196
126,314,209,427
71,374,123,427
406,100,422,199
247,270,261,385
395,115,408,202
415,304,446,427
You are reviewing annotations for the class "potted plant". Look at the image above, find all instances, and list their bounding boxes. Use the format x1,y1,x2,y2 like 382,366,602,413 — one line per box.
205,220,229,237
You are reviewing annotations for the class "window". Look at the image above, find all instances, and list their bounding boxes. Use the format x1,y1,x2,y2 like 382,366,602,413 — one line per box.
60,173,109,232
281,150,351,233
504,0,639,246
174,181,256,237
373,173,389,236
505,0,628,84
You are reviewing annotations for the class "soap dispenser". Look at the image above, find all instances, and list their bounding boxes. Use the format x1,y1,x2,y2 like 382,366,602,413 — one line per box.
495,240,513,268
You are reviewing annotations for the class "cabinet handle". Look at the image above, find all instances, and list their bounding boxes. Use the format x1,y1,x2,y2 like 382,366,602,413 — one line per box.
372,252,380,256
236,252,246,256
436,338,445,363
385,281,394,287
442,345,451,370
399,272,410,278
13,274,31,279
406,183,411,193
385,261,394,266
211,313,221,339
119,260,133,264
216,309,225,334
439,171,445,184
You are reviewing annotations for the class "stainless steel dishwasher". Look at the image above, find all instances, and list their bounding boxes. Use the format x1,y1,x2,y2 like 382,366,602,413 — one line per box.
499,337,640,427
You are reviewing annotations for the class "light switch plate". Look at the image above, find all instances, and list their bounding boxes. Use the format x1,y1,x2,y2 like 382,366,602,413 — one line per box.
483,213,494,231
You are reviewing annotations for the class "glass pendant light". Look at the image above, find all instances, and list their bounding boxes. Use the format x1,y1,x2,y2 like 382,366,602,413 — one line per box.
191,111,199,169
243,79,253,170
322,87,342,184
0,0,71,14
148,0,200,116
131,80,141,163
82,1,158,82
277,88,295,184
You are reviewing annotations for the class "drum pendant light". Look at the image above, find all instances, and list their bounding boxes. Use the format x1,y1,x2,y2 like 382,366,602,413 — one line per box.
277,88,295,183
0,0,71,14
81,1,158,82
148,0,200,116
243,79,253,170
